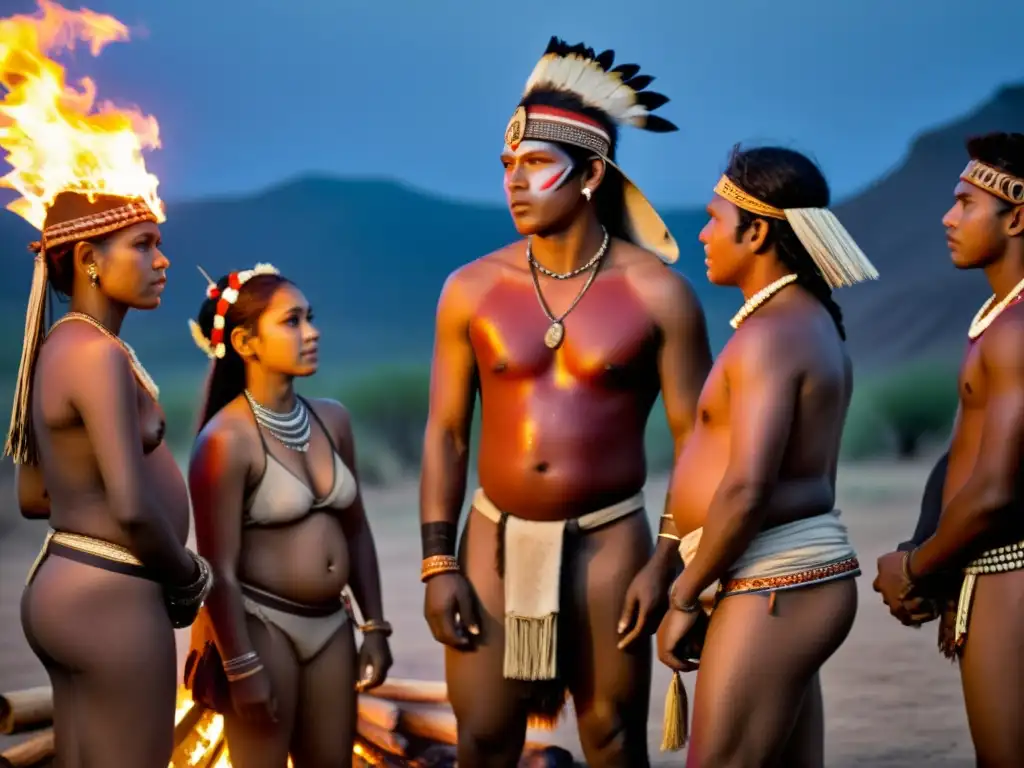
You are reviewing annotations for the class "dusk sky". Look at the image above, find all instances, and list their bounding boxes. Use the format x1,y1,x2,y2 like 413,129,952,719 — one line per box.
4,0,1024,208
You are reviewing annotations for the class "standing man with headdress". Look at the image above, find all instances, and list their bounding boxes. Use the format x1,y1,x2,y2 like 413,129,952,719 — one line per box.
656,145,878,766
874,132,1024,767
419,37,712,767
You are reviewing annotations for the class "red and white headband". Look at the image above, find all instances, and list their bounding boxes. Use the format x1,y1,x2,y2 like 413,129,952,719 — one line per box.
188,263,280,359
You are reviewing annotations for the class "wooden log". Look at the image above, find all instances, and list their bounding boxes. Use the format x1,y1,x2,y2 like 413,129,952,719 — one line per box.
356,696,400,731
0,687,53,735
399,705,551,753
368,678,448,704
398,706,456,745
356,717,408,756
172,701,206,751
0,727,55,767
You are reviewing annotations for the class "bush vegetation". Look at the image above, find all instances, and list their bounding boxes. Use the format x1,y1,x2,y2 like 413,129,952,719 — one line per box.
19,358,959,487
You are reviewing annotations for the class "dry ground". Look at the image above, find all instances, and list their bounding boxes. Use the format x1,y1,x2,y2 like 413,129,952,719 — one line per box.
0,457,977,766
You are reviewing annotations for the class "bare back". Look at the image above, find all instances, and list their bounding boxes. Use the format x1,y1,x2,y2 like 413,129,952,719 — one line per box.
31,322,189,546
446,239,704,520
671,286,849,536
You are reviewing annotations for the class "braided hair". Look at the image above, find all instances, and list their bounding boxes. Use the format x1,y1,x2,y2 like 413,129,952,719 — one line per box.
725,144,846,340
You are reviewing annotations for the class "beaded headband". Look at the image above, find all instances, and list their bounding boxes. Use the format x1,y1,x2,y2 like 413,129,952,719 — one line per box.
188,263,280,359
960,160,1024,206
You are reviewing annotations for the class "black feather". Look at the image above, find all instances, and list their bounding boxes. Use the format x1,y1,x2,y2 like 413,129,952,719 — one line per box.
642,114,678,133
624,74,654,91
595,49,615,71
635,91,670,110
611,63,640,80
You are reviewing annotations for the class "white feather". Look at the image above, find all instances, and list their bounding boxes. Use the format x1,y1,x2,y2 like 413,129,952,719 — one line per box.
523,50,647,126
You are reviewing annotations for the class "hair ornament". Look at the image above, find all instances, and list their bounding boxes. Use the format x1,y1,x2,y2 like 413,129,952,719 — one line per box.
189,262,281,359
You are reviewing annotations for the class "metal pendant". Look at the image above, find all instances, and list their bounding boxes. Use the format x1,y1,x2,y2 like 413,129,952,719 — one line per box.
544,321,565,349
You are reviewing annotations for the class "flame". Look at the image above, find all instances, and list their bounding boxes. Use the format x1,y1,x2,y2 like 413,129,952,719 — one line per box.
0,0,163,231
173,689,382,767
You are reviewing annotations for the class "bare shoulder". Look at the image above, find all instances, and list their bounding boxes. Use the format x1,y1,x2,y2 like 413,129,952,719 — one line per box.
442,243,519,300
306,397,354,446
726,315,803,378
617,241,704,323
48,322,132,376
981,304,1024,374
191,398,253,470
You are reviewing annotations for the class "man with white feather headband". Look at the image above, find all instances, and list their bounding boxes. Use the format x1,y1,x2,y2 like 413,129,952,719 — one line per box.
418,37,713,766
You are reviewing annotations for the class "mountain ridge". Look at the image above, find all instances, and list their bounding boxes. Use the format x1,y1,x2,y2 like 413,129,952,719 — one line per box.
0,80,1020,380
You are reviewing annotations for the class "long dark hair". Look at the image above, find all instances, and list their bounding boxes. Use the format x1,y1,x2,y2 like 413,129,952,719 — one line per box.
194,272,292,431
725,144,846,340
518,88,629,243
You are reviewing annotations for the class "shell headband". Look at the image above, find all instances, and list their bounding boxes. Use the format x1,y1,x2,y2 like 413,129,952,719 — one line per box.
188,263,280,359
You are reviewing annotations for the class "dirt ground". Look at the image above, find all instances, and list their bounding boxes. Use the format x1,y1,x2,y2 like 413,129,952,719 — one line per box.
0,457,977,766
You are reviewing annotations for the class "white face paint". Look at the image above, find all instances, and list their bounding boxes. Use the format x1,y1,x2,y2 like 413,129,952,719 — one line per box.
501,139,576,202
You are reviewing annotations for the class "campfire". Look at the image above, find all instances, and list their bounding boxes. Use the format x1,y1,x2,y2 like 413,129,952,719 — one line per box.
1,682,580,767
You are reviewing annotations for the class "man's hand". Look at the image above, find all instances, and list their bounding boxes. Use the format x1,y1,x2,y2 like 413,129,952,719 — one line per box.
424,572,481,649
656,607,702,673
873,550,935,626
617,559,673,650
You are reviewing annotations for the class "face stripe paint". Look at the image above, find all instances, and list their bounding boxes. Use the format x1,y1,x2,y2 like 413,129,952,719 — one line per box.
502,140,576,202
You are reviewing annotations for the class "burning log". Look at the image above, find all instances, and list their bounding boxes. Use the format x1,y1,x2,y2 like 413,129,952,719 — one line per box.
357,695,400,731
0,688,53,735
0,682,578,767
356,718,408,756
0,727,53,768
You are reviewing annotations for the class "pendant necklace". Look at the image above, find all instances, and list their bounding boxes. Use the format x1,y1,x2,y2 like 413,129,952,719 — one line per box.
244,390,311,452
729,274,799,329
528,228,609,349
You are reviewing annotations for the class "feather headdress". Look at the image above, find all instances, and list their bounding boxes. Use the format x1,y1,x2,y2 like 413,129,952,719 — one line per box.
507,37,680,263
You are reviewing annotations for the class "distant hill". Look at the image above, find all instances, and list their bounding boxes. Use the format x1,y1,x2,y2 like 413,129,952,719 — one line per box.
0,81,1021,381
0,178,726,381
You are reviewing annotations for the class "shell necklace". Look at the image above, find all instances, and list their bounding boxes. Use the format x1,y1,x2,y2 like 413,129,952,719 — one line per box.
730,274,798,329
968,275,1024,340
244,390,311,452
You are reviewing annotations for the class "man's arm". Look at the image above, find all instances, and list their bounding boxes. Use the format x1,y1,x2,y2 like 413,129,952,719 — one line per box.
670,327,799,606
647,270,713,571
910,321,1024,578
419,268,480,560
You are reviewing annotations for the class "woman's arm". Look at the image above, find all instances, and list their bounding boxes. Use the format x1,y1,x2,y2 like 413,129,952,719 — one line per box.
319,400,385,624
16,463,49,519
189,422,259,662
71,336,194,585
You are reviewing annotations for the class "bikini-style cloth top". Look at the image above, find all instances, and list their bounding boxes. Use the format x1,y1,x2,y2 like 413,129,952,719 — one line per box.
243,398,358,527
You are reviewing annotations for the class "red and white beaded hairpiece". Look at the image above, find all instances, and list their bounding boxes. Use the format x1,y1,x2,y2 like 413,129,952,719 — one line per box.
188,263,280,359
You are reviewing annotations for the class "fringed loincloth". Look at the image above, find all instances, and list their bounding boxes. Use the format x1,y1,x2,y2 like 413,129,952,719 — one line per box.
25,529,159,586
939,540,1024,659
471,488,643,685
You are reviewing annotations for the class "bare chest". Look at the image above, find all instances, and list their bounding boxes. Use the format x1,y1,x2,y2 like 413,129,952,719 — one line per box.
957,340,987,412
469,278,657,388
